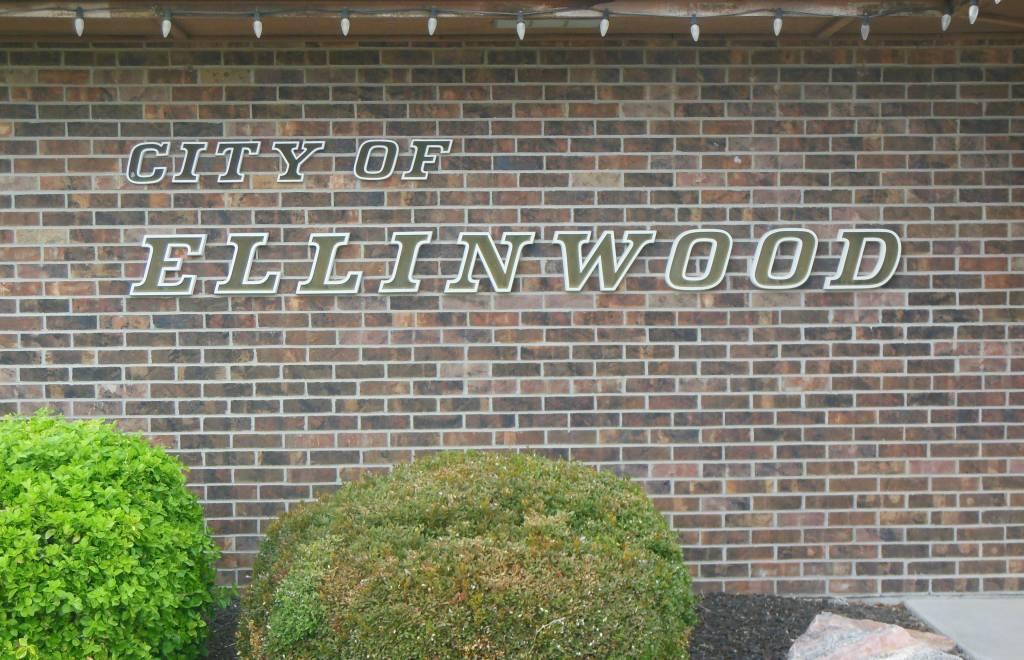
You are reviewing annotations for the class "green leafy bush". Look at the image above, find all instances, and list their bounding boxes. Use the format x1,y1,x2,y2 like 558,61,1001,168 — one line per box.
239,451,696,659
0,410,221,659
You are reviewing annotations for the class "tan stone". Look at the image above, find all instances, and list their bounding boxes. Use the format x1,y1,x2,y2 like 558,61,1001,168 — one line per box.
788,612,957,660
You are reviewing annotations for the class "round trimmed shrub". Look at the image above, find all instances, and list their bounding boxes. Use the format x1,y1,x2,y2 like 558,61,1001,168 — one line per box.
0,410,221,658
239,451,696,658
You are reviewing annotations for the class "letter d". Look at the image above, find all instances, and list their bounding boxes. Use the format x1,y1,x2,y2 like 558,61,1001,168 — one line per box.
824,229,901,290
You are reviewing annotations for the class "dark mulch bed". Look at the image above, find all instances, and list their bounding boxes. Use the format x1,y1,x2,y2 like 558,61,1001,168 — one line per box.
206,592,950,659
688,592,951,660
206,599,241,660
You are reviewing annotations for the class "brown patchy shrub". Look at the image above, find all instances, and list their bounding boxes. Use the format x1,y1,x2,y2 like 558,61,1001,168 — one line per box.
238,451,696,658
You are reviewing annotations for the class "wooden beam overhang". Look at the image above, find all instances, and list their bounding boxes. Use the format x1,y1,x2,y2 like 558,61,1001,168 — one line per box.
0,0,1020,40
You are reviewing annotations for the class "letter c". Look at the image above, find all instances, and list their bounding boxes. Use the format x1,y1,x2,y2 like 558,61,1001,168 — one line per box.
126,141,170,184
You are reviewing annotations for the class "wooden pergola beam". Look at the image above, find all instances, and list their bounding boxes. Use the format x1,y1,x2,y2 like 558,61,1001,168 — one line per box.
975,12,1024,30
814,16,854,38
0,0,1020,38
168,16,191,39
0,1,951,19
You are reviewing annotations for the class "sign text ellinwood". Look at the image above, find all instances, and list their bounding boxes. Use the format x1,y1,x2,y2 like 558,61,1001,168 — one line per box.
125,139,902,297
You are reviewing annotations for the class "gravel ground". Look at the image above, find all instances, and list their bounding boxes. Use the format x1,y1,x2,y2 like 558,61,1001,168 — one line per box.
206,592,952,659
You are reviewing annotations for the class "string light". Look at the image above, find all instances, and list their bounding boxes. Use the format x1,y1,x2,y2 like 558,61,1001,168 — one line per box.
427,8,438,36
161,10,172,38
73,7,84,37
17,4,1014,43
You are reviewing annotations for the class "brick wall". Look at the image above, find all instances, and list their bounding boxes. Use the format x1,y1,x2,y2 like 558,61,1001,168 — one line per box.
0,36,1021,596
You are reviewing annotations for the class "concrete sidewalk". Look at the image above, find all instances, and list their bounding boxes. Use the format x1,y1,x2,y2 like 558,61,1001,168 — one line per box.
904,597,1024,660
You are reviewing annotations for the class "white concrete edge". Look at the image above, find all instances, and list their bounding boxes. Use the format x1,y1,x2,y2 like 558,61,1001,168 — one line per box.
901,601,969,660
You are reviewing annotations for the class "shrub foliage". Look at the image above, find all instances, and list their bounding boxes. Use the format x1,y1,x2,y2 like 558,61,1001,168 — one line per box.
239,451,696,658
0,411,221,658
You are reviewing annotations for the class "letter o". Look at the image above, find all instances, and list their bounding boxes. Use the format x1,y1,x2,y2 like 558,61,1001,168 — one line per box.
665,229,733,291
354,139,399,180
750,228,818,290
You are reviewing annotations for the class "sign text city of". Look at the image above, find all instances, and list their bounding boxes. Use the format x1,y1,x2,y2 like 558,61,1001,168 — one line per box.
125,139,902,297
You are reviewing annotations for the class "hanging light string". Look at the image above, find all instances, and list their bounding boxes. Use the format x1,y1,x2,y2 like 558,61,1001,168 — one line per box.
0,1,1007,41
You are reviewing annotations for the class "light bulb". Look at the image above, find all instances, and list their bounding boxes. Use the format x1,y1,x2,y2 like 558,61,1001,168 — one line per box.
73,7,85,37
340,10,351,37
690,15,700,42
773,10,783,37
161,10,172,38
994,0,1001,4
860,14,870,41
253,12,263,39
599,10,610,37
941,10,952,32
428,9,438,36
516,12,526,40
968,0,979,24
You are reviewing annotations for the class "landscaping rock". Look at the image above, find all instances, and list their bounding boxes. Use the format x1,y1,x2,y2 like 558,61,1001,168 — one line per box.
787,612,958,660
